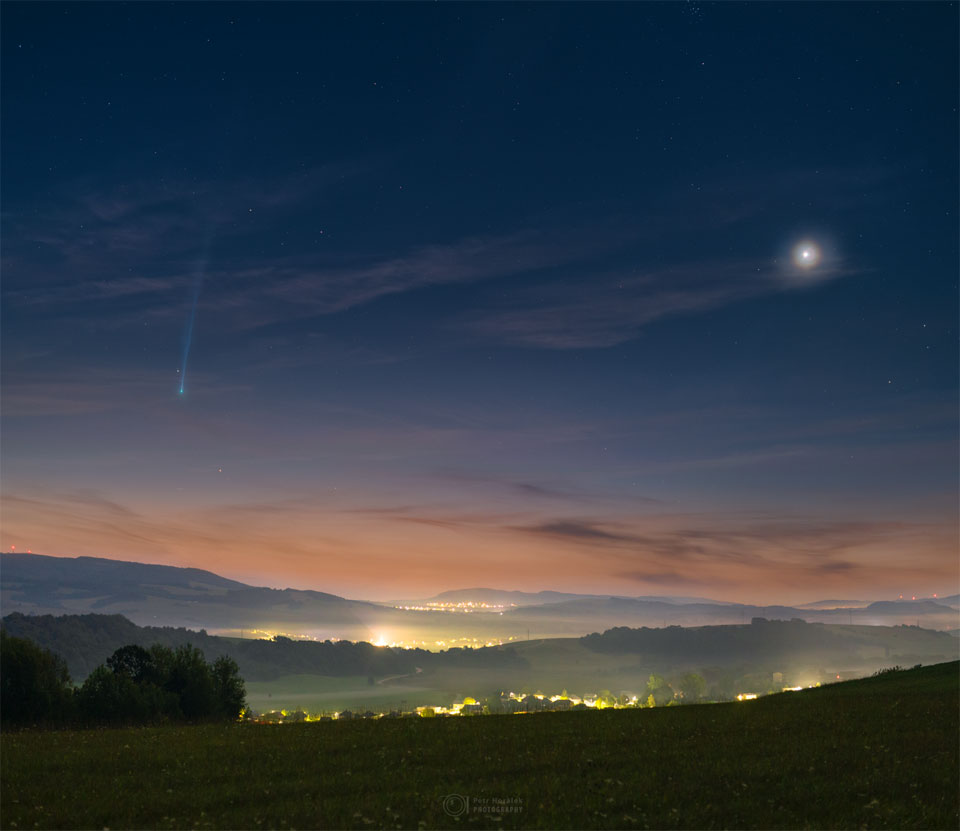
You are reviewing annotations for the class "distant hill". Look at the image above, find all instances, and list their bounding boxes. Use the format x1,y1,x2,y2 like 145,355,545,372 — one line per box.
502,595,959,632
581,618,959,666
0,552,391,639
3,552,957,642
1,551,248,592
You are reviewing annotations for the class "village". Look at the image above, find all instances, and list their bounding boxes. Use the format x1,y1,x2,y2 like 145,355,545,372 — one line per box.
244,681,820,724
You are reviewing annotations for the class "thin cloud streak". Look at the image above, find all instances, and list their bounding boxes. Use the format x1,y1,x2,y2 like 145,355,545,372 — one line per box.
6,162,874,344
463,258,860,350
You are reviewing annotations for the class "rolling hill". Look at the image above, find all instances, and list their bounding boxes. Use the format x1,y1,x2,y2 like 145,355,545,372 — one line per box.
3,553,957,644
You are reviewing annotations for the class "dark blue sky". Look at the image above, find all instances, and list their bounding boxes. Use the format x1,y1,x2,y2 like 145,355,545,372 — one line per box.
2,2,957,601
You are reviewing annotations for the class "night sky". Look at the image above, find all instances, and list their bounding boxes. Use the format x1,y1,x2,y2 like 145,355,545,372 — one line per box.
2,3,957,602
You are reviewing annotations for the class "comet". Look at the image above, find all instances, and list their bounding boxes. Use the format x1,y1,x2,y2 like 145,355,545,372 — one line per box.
179,234,214,395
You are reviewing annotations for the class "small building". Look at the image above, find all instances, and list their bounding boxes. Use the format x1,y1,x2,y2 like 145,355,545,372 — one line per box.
519,695,544,711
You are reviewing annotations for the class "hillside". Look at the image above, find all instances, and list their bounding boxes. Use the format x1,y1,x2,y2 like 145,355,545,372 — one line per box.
4,553,957,644
1,662,956,830
5,611,956,714
503,594,960,634
0,553,400,640
0,612,527,683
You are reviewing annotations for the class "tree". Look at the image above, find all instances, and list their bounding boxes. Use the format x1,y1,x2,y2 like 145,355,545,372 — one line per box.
78,661,179,723
107,644,154,684
0,631,74,724
5,632,246,725
211,655,246,720
678,672,706,702
596,689,616,708
78,665,140,721
148,644,176,679
167,644,216,719
645,673,673,706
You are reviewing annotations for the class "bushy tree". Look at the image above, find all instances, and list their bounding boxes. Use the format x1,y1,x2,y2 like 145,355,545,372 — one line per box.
596,689,616,707
645,673,674,706
3,633,245,726
166,644,217,719
78,665,140,721
0,631,74,724
678,672,706,702
80,650,180,723
211,655,246,720
106,644,155,683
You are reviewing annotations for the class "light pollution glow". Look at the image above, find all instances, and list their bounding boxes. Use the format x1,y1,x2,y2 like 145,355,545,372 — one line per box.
1,485,955,604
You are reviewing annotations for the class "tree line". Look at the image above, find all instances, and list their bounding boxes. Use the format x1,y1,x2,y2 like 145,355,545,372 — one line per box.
0,631,245,727
2,613,529,683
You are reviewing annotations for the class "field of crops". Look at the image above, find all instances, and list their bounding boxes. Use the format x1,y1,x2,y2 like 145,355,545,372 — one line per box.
2,661,956,830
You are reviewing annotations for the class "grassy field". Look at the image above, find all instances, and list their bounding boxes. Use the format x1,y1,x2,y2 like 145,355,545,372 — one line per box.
2,661,956,830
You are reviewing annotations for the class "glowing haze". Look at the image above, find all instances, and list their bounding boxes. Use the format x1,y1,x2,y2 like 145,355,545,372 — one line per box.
2,4,957,604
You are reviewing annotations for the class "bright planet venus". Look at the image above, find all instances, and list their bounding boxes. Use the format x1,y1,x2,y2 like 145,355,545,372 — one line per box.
793,241,821,269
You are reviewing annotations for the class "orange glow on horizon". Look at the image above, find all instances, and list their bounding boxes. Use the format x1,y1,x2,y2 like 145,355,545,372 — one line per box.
2,489,957,605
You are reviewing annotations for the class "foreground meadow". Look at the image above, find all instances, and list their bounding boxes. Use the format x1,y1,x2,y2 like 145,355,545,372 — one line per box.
2,662,957,830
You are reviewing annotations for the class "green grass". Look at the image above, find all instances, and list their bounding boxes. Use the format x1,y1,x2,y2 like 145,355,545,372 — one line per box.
2,662,956,830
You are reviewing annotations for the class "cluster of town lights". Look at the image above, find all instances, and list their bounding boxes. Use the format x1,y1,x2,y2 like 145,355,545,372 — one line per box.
737,684,817,701
393,601,517,613
246,681,826,724
373,634,509,648
224,629,519,650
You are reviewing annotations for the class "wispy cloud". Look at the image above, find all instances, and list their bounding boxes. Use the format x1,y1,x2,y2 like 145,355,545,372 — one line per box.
2,161,360,309
431,469,646,505
5,161,879,343
617,569,734,588
510,512,951,594
180,228,597,332
526,520,636,543
462,256,860,349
